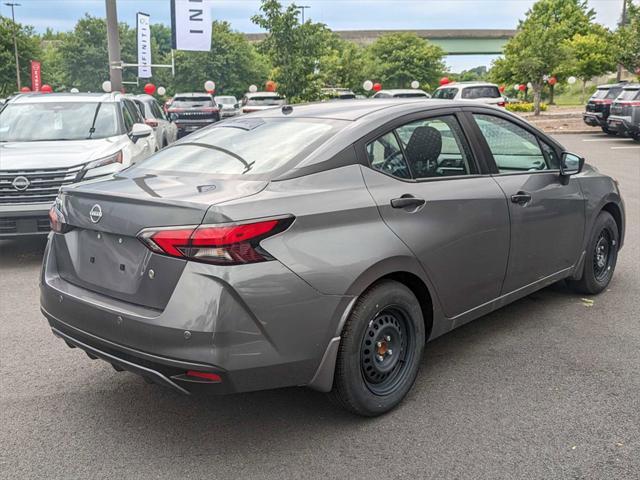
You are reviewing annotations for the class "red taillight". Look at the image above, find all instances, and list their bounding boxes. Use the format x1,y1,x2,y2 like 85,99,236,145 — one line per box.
49,203,69,234
186,371,222,382
497,101,506,107
145,119,159,128
137,217,294,265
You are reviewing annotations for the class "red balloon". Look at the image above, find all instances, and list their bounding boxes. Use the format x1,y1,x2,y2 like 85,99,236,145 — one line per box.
20,86,31,93
372,83,382,92
144,83,156,95
41,84,53,93
498,85,505,93
548,76,557,86
265,80,277,92
518,84,526,92
439,77,450,86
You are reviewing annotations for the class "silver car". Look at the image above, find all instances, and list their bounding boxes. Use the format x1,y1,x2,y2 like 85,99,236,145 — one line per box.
41,99,625,416
134,94,179,149
214,95,240,118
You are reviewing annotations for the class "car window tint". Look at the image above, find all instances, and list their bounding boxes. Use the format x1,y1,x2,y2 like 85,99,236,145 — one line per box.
366,132,411,179
474,114,548,172
396,116,475,178
618,89,640,101
150,101,165,120
433,88,458,99
462,86,501,99
121,103,134,132
540,141,560,169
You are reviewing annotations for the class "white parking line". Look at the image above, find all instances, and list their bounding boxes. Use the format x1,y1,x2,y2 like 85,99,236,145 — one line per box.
583,138,626,142
611,146,640,150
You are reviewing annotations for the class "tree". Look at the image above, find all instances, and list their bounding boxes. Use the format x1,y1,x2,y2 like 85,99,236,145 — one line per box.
0,16,41,95
616,0,640,78
316,37,367,93
252,0,339,102
564,26,617,100
365,32,445,91
499,0,596,115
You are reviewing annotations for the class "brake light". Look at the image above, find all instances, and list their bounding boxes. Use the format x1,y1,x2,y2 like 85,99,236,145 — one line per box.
497,101,506,107
137,217,294,265
49,200,70,234
186,371,222,382
145,119,159,128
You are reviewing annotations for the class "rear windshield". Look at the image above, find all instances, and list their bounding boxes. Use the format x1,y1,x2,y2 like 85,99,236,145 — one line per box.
131,118,344,177
618,89,640,101
592,87,623,100
393,92,428,98
172,96,213,107
461,86,501,99
0,102,119,142
246,96,285,106
433,88,458,99
215,97,237,105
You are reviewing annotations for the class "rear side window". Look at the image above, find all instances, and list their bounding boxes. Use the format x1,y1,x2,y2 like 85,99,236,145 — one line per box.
131,118,343,176
473,114,550,172
433,88,458,100
462,86,501,99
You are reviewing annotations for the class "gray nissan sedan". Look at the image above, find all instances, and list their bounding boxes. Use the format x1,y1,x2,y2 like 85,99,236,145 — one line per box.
41,99,625,416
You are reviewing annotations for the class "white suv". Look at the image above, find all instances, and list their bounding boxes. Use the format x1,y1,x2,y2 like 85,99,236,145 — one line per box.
0,92,155,237
433,82,505,107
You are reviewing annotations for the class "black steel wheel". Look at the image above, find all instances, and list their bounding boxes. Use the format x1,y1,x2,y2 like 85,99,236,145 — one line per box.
329,280,425,416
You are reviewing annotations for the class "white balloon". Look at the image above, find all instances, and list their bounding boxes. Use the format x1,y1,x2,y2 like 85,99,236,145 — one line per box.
410,80,420,89
157,86,166,96
527,82,533,89
70,88,79,93
363,80,373,91
204,80,216,91
248,84,258,93
513,84,520,91
102,80,112,93
567,76,577,85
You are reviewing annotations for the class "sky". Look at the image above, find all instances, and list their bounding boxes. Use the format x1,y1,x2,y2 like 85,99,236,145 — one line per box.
0,0,626,72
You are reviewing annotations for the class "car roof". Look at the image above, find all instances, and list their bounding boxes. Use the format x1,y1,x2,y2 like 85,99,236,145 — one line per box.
596,82,630,89
134,94,159,102
376,89,428,95
244,92,281,98
173,93,212,98
252,98,474,121
437,82,498,89
8,92,121,104
621,83,640,90
214,95,236,98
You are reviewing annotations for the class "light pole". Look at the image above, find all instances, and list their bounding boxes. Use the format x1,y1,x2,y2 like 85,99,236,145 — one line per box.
104,0,123,92
617,0,628,82
4,2,21,90
296,5,311,23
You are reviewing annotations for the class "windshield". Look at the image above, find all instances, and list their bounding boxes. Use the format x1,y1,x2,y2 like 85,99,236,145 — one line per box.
172,96,213,108
461,86,501,99
0,102,119,142
246,96,285,106
394,92,428,98
215,97,237,105
433,88,458,99
618,89,640,101
131,118,343,177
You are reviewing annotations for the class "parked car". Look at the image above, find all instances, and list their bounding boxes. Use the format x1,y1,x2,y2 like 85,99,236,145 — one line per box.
606,83,640,141
214,95,240,118
0,92,155,237
134,94,178,149
42,99,625,416
321,88,357,100
433,82,506,107
241,92,286,113
583,82,627,134
168,93,220,138
372,89,431,99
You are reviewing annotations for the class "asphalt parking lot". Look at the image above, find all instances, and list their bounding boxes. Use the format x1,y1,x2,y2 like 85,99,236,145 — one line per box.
1,133,638,479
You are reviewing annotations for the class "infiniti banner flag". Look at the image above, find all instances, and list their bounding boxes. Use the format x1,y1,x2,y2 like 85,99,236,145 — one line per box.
137,12,152,78
171,0,212,51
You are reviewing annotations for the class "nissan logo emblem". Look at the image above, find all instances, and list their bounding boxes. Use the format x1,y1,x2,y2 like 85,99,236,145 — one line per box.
12,176,30,191
89,204,103,224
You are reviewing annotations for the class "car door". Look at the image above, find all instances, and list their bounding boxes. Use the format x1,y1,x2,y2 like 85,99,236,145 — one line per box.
122,99,153,161
467,111,585,294
359,111,510,319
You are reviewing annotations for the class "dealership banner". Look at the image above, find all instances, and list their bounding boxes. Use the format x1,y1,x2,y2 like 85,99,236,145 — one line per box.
31,60,41,91
137,12,152,78
171,0,212,51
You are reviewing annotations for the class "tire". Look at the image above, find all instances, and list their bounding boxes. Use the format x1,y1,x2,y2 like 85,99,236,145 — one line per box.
568,211,619,295
329,280,425,416
602,126,615,135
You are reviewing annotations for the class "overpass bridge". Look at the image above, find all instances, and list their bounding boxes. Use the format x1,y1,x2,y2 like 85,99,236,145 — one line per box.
245,29,516,55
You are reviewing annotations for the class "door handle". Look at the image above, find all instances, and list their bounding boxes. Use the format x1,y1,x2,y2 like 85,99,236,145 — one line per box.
390,195,426,210
511,191,532,205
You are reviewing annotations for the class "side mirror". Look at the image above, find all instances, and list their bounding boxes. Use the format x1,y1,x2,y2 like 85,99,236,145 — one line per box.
560,152,584,176
130,123,153,143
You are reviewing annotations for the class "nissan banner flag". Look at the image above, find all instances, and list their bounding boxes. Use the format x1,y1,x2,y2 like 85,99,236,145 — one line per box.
137,12,152,78
31,60,42,92
171,0,212,51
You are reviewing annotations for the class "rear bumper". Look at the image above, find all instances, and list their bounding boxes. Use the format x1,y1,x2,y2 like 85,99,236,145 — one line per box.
40,236,351,394
582,112,606,127
0,202,51,237
607,116,636,135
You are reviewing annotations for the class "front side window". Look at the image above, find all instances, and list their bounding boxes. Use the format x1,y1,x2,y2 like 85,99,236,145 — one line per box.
474,114,549,172
0,102,119,141
366,132,410,179
121,103,135,132
396,116,475,178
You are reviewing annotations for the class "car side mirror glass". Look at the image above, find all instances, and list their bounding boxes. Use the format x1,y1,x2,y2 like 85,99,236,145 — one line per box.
560,152,584,176
130,123,153,143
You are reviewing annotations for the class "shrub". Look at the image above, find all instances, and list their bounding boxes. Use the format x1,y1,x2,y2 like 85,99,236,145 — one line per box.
506,102,548,113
